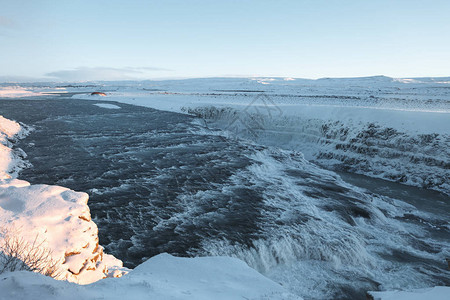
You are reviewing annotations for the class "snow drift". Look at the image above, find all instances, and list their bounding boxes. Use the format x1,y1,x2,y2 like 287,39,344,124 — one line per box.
0,253,299,300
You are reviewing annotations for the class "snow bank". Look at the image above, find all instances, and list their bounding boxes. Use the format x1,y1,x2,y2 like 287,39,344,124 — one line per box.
367,286,450,300
0,116,30,180
0,116,22,140
0,116,126,284
0,253,299,300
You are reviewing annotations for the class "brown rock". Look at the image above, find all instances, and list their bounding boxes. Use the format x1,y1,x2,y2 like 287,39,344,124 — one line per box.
91,92,106,96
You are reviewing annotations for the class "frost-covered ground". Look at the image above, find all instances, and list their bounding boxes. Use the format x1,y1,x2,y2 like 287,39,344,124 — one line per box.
0,77,449,299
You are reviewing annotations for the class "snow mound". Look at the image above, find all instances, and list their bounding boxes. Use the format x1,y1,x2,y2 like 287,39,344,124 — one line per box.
0,180,126,284
0,253,300,300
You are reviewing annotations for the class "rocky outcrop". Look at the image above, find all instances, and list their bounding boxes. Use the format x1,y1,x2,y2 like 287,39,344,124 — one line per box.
91,92,107,96
0,179,128,284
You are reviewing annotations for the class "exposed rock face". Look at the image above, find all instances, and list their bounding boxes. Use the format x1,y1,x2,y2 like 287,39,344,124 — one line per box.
91,92,107,96
0,115,127,284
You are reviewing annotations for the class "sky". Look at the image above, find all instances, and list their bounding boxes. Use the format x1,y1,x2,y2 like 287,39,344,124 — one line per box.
0,0,449,81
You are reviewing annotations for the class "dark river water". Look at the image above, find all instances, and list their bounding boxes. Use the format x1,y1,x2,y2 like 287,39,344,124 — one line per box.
1,98,448,300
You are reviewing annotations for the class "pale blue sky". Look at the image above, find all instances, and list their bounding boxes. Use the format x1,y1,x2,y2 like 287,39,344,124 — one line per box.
1,0,449,81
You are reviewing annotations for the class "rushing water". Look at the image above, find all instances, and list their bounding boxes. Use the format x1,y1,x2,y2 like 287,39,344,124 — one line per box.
1,98,449,299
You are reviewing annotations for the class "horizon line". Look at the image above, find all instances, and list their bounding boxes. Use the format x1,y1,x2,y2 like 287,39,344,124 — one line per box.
1,74,450,84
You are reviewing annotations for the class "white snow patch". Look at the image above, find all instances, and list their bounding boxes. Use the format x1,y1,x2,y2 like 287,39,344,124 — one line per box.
0,116,22,140
0,87,44,98
0,253,300,300
0,116,30,180
93,103,121,109
393,78,420,84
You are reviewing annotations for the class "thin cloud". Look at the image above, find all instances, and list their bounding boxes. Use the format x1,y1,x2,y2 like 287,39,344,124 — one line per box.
45,66,172,81
0,16,15,28
0,75,50,83
126,66,171,72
